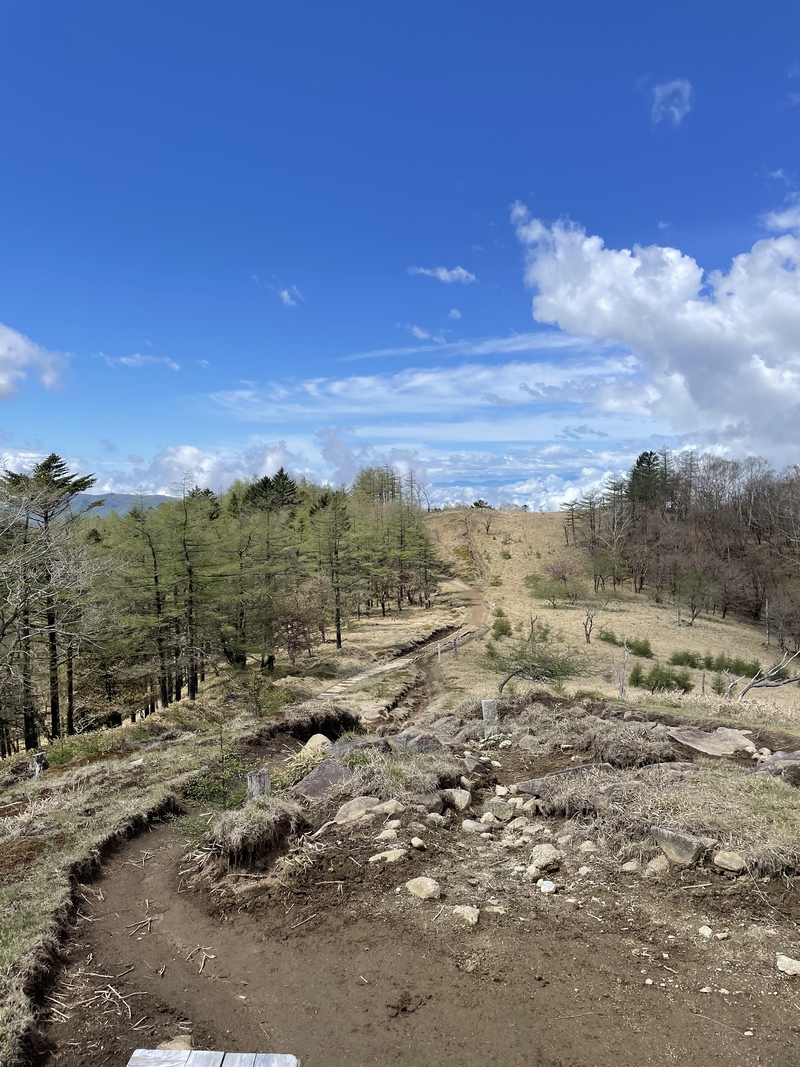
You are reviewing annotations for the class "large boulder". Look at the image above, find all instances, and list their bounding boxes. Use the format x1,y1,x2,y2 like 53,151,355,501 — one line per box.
294,759,353,800
513,763,615,796
668,727,757,758
330,736,391,759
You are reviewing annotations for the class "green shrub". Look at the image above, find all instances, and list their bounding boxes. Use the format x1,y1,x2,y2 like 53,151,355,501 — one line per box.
628,661,645,688
627,637,653,659
598,628,618,645
501,549,512,560
669,650,702,668
631,663,694,694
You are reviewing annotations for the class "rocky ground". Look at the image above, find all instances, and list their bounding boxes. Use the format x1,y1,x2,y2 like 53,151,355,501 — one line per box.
36,693,800,1067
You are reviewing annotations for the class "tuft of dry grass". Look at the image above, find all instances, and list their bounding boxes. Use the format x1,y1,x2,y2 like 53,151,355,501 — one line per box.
340,745,461,800
204,795,306,865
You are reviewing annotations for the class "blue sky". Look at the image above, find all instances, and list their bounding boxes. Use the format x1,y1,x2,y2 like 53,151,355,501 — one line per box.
2,1,800,505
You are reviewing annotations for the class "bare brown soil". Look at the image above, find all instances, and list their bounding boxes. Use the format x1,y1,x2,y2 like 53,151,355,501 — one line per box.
36,776,800,1067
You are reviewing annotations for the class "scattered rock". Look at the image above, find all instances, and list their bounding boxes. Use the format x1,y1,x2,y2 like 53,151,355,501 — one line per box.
712,850,747,873
483,797,515,821
452,905,480,925
480,812,499,826
578,840,598,854
528,843,562,874
621,859,640,873
373,798,405,816
495,784,509,796
392,727,448,754
651,826,716,866
461,819,487,834
414,793,446,814
668,726,757,758
556,834,573,848
645,854,670,877
507,816,530,832
485,904,507,915
426,812,446,827
368,848,408,864
578,865,591,876
376,828,398,842
442,787,472,812
777,954,800,976
538,880,557,895
698,925,713,938
157,1038,193,1051
331,736,391,759
462,754,493,777
406,876,441,900
303,733,333,753
335,796,383,824
410,837,426,851
295,759,353,800
753,751,800,786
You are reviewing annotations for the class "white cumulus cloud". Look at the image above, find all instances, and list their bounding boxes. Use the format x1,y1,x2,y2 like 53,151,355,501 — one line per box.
0,322,67,399
408,265,476,284
651,79,692,125
512,201,800,448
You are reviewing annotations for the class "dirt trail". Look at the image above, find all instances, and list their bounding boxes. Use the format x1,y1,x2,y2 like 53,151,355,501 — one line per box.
34,583,800,1067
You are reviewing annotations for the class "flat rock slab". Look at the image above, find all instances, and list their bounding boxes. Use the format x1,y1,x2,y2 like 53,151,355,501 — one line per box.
651,825,716,865
294,759,353,800
406,876,441,900
513,763,615,796
330,737,391,759
668,726,757,758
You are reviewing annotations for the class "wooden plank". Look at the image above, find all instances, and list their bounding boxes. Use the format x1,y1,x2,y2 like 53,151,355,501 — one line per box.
127,1053,191,1067
253,1057,299,1067
220,1056,256,1066
185,1054,225,1067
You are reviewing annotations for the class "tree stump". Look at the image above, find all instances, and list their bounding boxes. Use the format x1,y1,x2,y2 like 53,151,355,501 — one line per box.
247,769,271,799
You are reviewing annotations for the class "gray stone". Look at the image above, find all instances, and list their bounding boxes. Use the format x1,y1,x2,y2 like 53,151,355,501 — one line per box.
330,736,391,759
376,828,398,842
668,726,757,758
414,792,445,814
295,759,353,800
410,837,426,850
651,826,716,865
406,876,441,900
528,843,562,873
645,854,670,877
462,818,487,834
621,859,640,873
753,750,800,786
426,812,446,827
303,733,333,753
453,904,480,925
712,850,747,873
518,735,541,753
480,812,499,825
368,848,408,864
578,840,598,854
373,798,405,816
335,795,383,823
777,953,800,976
483,797,515,821
392,727,448,754
462,754,493,777
507,816,530,832
442,787,472,812
539,880,557,894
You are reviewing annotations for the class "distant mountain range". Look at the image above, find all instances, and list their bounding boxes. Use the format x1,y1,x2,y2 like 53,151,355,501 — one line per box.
73,492,173,518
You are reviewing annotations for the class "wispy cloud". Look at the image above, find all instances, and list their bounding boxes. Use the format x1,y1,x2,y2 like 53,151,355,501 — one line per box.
408,265,476,284
279,285,304,307
651,79,692,125
763,193,800,233
448,308,461,319
102,352,181,372
404,324,446,343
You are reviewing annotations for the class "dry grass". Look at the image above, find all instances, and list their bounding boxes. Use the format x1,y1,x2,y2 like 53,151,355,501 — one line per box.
604,761,800,874
204,795,306,865
341,745,461,800
426,508,800,732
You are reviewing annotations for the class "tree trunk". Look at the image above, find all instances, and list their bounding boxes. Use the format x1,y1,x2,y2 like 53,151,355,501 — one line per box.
46,599,60,738
66,642,75,735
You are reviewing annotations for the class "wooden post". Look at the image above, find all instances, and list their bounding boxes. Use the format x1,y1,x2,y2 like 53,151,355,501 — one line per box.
482,698,498,738
247,769,271,800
